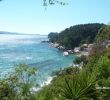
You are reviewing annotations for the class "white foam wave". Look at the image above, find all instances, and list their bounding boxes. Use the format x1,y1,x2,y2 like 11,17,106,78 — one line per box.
31,76,53,92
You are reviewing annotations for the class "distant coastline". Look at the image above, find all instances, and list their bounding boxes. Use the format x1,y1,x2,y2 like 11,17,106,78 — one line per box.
0,31,47,36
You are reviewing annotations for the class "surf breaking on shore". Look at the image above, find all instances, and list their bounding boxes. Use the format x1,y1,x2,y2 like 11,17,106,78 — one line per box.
31,76,53,92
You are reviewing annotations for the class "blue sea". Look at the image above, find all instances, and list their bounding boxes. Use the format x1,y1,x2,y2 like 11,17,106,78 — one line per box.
0,34,75,86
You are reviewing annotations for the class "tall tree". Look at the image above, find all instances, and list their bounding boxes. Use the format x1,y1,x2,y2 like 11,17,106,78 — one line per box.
96,25,110,43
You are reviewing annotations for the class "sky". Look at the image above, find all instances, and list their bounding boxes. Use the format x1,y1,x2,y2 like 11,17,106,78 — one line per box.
0,0,109,35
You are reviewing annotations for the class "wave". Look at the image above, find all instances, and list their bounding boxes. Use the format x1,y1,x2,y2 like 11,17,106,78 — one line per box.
31,76,54,92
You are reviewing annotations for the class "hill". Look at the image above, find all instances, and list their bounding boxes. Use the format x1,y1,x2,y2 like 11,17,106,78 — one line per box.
48,23,105,49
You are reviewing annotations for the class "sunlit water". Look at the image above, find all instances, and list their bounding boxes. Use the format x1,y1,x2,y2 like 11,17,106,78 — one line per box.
0,34,75,86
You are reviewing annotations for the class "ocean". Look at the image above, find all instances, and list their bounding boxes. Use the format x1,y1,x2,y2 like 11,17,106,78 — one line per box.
0,34,75,86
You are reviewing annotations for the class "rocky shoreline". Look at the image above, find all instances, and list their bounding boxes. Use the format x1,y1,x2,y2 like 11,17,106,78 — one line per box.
49,42,94,57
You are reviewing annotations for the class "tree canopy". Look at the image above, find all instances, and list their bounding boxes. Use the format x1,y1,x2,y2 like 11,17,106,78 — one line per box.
96,24,110,43
48,23,104,49
48,32,58,43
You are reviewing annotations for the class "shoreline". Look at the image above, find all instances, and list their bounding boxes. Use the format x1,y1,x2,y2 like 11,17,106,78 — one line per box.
32,61,78,93
31,76,55,92
50,42,93,57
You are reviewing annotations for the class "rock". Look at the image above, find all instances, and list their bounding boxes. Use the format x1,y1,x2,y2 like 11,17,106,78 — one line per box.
41,41,49,43
58,46,65,51
53,43,59,48
67,50,73,53
74,47,80,53
63,52,69,56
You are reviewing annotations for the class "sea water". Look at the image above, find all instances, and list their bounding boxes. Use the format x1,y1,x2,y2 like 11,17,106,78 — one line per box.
0,34,75,86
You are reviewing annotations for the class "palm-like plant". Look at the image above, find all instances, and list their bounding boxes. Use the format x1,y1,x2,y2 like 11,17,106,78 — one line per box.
59,71,98,100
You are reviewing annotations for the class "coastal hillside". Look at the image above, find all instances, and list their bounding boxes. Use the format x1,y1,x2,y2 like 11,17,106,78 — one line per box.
48,23,105,49
0,0,109,99
0,25,110,99
35,24,110,100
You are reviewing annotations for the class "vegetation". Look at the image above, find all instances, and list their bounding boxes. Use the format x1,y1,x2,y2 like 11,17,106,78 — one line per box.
1,25,110,100
48,32,59,43
0,0,109,99
36,25,110,100
36,47,110,100
0,64,37,100
96,24,110,43
36,67,98,100
73,55,87,65
60,71,97,100
48,23,104,49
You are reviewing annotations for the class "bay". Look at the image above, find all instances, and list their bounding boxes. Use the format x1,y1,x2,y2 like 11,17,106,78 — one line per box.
0,34,75,86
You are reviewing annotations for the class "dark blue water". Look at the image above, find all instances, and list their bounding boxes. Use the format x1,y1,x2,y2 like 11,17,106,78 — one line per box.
0,34,75,85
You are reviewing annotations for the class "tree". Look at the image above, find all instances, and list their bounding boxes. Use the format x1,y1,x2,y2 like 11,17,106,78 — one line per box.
96,25,110,43
92,49,110,99
48,32,58,43
48,23,104,49
86,43,106,73
0,64,37,100
0,80,16,100
89,43,106,58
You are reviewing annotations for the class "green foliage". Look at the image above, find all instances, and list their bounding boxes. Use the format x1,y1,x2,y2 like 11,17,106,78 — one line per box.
86,43,106,72
48,32,59,43
35,67,81,100
35,75,67,100
93,49,110,83
53,67,80,76
85,47,110,99
35,47,110,99
0,64,37,100
0,80,16,100
58,23,104,49
1,23,110,99
89,43,106,58
73,57,82,65
14,64,37,98
96,25,110,43
2,46,110,100
36,68,98,100
59,71,97,100
73,55,87,65
48,23,104,49
36,47,110,99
